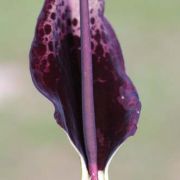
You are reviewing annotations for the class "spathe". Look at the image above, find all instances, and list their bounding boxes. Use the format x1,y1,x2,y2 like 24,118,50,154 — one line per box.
29,0,141,179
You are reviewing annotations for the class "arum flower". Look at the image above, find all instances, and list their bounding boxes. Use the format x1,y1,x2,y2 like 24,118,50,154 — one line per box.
29,0,141,179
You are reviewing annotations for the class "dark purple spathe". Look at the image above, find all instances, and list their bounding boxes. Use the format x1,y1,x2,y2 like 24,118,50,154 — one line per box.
29,0,141,176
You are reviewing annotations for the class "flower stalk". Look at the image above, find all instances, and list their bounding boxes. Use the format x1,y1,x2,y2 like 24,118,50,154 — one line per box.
80,0,98,179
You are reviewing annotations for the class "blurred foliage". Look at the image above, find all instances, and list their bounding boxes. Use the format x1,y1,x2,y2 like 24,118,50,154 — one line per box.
0,0,180,180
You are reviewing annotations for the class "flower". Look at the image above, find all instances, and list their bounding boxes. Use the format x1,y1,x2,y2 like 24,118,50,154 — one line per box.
29,0,141,177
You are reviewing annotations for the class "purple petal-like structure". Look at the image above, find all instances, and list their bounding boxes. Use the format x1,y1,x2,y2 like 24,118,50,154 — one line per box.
30,0,141,172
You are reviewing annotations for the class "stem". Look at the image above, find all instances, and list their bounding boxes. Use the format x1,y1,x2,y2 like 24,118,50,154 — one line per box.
80,0,98,179
81,157,89,180
81,158,109,180
98,171,108,180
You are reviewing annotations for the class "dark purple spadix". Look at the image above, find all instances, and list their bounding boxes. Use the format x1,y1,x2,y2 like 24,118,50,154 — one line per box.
29,0,141,179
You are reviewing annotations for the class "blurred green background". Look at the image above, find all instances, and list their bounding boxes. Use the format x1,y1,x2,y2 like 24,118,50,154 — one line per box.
0,0,180,179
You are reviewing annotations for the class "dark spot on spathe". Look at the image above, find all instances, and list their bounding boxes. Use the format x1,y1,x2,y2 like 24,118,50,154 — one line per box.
44,24,52,34
91,17,95,25
51,12,56,20
48,41,53,51
72,18,78,26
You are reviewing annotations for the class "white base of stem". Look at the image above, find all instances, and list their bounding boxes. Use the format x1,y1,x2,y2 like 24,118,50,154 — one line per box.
81,157,109,180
